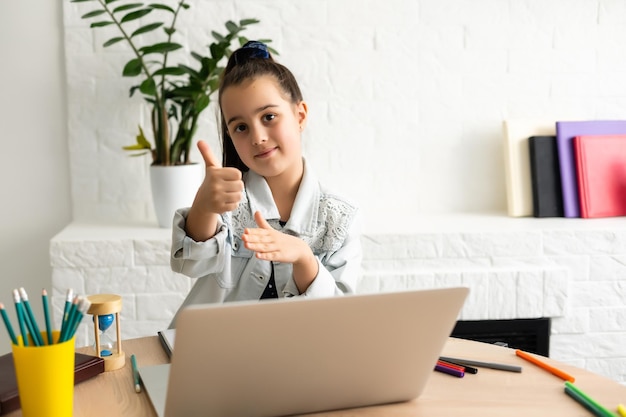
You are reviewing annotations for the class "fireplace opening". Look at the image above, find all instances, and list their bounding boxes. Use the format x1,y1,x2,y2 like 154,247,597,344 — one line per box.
451,318,551,357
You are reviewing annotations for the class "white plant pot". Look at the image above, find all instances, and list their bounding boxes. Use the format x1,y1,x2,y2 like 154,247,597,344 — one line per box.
150,164,204,228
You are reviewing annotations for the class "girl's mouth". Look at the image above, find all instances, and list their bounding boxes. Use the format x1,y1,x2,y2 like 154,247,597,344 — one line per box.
255,147,277,158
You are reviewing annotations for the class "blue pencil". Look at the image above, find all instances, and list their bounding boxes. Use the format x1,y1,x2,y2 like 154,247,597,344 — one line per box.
42,289,53,344
12,290,28,347
0,302,18,345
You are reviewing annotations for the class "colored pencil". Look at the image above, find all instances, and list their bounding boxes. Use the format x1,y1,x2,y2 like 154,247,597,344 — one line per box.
439,356,522,373
435,363,465,378
564,382,615,417
59,296,79,342
12,290,28,347
617,403,626,417
42,289,53,344
131,354,141,393
0,303,18,345
19,288,44,346
515,349,575,382
437,359,465,372
62,296,91,343
62,288,74,326
439,357,478,374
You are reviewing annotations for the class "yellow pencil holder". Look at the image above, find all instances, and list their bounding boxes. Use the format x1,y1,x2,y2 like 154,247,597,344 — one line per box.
12,330,75,417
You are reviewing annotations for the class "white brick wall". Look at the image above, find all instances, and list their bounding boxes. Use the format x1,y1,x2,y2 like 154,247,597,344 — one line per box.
61,0,626,231
50,217,626,383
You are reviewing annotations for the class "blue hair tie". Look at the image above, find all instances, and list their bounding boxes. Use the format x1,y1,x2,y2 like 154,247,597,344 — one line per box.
233,41,270,64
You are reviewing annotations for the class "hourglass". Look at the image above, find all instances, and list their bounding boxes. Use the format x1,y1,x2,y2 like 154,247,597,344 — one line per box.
87,294,125,371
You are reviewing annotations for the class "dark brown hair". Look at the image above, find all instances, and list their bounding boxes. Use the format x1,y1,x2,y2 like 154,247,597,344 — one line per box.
218,41,303,172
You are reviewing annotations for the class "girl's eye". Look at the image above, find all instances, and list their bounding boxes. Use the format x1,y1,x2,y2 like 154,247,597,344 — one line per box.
263,114,276,123
233,124,247,133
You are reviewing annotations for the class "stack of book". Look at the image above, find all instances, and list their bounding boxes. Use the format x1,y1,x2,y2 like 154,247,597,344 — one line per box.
503,120,626,218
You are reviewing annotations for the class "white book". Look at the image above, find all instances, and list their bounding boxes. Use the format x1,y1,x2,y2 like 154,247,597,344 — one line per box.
502,120,556,217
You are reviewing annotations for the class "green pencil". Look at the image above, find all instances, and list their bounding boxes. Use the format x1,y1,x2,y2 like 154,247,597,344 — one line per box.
42,289,53,344
19,288,43,346
0,302,18,345
59,296,79,342
12,289,28,347
564,382,614,417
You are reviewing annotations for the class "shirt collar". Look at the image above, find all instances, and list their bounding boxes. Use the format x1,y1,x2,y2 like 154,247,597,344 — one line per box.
244,159,319,236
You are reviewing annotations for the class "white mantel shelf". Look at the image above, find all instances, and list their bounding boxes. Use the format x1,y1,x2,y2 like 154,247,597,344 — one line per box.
49,215,626,384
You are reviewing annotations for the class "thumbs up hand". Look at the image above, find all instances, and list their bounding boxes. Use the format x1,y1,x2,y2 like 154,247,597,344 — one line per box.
194,140,244,215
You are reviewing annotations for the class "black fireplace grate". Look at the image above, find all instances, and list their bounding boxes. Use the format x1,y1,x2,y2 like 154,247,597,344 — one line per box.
451,318,551,357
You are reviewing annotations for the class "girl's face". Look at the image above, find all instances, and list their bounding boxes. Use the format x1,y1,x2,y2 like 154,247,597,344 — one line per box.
221,75,307,181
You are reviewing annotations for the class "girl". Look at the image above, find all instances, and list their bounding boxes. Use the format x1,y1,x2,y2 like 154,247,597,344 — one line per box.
169,41,362,324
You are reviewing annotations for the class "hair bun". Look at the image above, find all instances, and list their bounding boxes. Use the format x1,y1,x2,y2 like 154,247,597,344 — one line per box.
232,40,270,64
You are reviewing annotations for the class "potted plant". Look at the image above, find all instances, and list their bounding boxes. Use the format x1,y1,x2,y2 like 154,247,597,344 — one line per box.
70,0,274,226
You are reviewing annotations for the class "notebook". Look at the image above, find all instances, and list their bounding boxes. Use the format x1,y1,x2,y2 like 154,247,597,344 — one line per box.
140,287,469,417
502,120,556,217
555,120,626,217
528,135,564,218
573,134,626,218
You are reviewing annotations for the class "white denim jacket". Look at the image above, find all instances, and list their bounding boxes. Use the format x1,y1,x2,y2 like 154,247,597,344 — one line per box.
169,160,362,326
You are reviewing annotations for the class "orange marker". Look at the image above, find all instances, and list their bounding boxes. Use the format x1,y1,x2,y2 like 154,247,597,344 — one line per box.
515,349,575,382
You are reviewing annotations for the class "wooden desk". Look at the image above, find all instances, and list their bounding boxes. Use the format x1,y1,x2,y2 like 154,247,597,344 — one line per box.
7,336,626,416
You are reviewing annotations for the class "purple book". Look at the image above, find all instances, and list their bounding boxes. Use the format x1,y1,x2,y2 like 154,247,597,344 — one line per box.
555,120,626,217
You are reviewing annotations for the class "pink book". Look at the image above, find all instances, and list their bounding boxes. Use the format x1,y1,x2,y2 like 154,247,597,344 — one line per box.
574,134,626,218
556,120,626,217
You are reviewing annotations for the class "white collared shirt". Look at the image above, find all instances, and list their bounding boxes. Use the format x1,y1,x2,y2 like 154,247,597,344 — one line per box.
169,160,362,326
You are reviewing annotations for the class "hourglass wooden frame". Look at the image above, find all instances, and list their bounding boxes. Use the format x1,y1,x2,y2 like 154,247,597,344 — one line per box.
86,294,125,371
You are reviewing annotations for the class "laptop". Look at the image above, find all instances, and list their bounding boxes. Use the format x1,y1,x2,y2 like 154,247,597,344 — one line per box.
140,287,469,417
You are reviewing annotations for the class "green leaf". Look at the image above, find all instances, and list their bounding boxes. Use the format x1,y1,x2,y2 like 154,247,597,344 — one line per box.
112,3,143,13
105,0,120,4
211,31,226,42
239,18,259,26
90,21,115,28
81,10,106,19
208,77,220,93
120,8,152,23
225,21,239,34
139,78,157,96
103,37,125,47
178,64,200,77
122,144,147,151
153,67,186,76
129,85,139,97
194,94,210,113
122,58,143,76
238,36,248,46
163,27,176,36
71,0,95,3
181,2,190,9
131,22,163,38
209,43,225,60
148,3,175,13
190,52,203,62
140,42,182,55
136,126,153,148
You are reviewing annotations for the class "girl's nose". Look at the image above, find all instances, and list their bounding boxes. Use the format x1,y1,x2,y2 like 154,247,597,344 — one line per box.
250,126,268,145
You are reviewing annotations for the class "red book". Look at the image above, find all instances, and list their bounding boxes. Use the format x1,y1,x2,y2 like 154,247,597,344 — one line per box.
573,134,626,218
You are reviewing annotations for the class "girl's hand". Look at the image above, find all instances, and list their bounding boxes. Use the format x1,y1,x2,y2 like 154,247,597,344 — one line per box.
195,140,244,215
243,211,319,293
185,140,243,242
